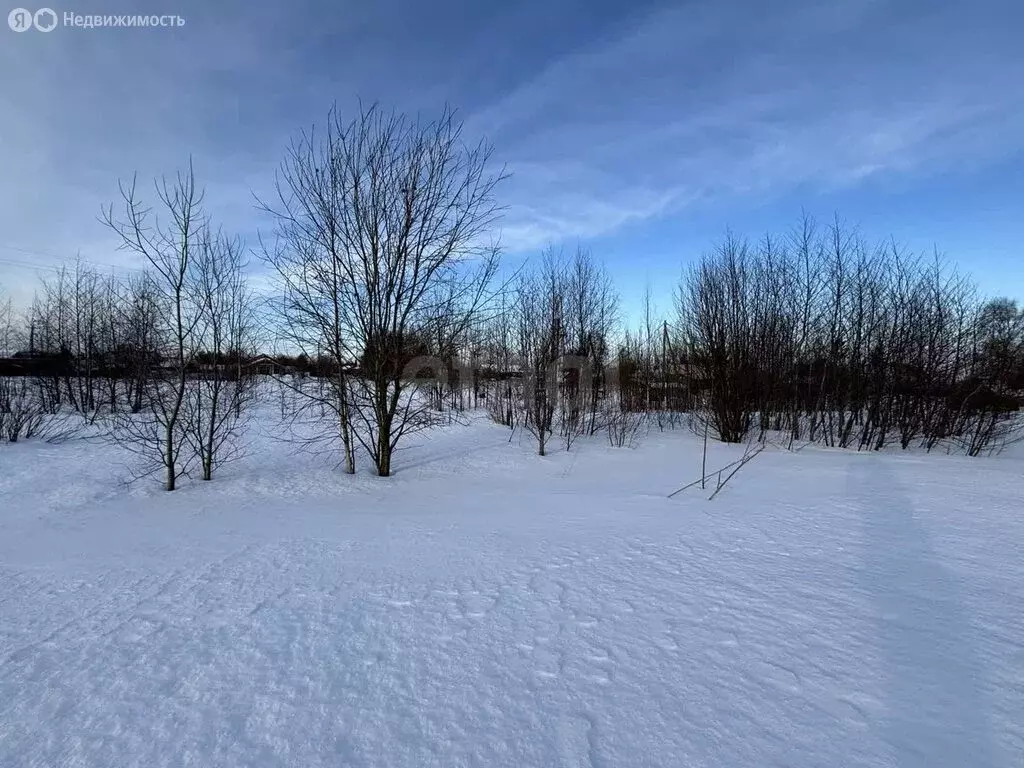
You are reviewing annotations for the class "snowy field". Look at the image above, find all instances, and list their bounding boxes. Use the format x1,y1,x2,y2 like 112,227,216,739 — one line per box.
1,414,1022,767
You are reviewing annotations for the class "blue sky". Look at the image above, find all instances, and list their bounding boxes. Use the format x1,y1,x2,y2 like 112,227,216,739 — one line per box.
2,0,1022,323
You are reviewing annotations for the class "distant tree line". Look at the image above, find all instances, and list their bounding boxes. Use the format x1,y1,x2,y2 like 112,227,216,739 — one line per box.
2,103,1022,490
667,218,1024,455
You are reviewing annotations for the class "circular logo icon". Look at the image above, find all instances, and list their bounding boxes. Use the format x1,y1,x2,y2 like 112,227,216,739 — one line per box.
8,7,33,31
34,7,57,31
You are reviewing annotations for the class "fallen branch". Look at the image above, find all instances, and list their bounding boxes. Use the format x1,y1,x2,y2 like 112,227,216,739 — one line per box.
668,454,747,498
708,443,764,500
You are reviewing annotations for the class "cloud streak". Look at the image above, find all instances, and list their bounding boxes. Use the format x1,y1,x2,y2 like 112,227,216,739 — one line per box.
474,0,1024,250
1,0,1021,307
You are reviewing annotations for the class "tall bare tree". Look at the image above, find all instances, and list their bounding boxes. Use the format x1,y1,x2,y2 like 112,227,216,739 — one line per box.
102,163,207,490
512,252,565,456
261,102,506,476
565,247,619,435
188,230,257,480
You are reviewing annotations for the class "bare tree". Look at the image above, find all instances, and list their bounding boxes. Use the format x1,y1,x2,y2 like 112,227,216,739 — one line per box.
512,252,565,456
0,296,35,441
604,401,648,448
677,234,756,443
262,215,358,473
565,247,619,435
0,293,18,355
115,273,162,414
187,230,257,480
102,163,207,490
670,213,1023,457
482,290,519,431
261,102,506,476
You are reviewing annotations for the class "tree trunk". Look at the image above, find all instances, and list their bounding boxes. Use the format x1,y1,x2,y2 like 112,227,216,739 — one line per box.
377,429,392,476
165,425,176,491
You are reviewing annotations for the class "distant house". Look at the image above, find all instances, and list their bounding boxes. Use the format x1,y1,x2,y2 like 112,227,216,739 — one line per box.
0,350,74,377
244,355,293,376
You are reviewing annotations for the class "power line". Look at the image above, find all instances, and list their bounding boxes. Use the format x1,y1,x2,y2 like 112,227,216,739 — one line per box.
0,256,74,276
0,244,147,275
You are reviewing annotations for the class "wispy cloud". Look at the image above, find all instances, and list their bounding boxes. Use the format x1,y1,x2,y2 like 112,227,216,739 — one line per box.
1,0,1021,307
473,0,1024,250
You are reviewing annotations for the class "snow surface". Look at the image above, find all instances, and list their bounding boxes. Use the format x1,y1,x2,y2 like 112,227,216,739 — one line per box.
1,413,1022,767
